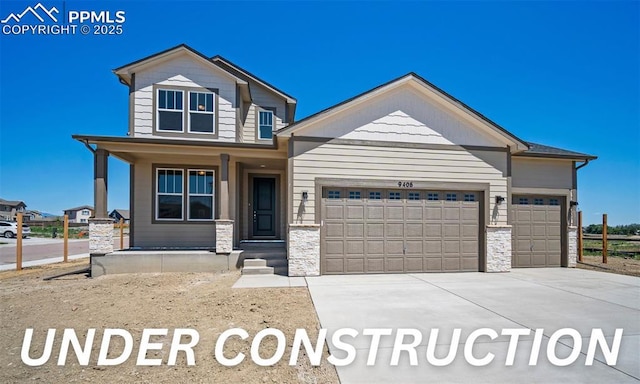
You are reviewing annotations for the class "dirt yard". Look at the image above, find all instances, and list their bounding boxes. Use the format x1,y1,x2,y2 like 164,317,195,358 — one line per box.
0,261,339,384
578,255,640,277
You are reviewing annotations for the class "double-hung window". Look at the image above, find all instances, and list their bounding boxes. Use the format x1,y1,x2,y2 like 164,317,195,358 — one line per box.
157,90,184,131
189,92,215,133
156,169,184,220
188,170,215,220
258,110,274,140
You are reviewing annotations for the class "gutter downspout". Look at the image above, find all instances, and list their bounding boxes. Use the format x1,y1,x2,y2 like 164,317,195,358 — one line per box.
576,159,591,170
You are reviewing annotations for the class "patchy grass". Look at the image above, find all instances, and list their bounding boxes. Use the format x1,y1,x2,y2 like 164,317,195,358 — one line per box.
27,226,88,239
582,239,640,260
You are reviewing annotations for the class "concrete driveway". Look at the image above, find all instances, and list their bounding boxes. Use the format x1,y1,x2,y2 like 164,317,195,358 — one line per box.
306,269,639,383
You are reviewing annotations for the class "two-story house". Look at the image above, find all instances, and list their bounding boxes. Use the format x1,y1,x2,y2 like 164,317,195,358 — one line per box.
0,198,27,221
63,205,94,224
74,44,595,277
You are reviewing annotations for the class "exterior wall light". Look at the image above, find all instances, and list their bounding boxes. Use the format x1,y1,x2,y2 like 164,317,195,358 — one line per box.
495,196,505,205
302,191,308,202
570,201,579,207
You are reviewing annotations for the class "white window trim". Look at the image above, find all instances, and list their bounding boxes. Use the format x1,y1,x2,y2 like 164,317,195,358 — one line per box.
187,91,216,135
156,168,184,221
258,110,274,140
187,169,215,221
157,89,185,133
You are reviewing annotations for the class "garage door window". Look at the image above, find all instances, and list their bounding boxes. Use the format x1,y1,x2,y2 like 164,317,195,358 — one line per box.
349,191,361,200
518,197,529,205
534,198,544,205
408,192,420,200
389,191,401,200
464,194,476,202
446,193,457,201
369,191,381,200
328,190,341,199
549,198,559,206
427,193,439,201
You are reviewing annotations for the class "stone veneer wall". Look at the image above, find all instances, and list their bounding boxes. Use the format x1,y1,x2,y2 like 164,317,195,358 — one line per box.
215,220,233,254
486,225,512,272
568,226,577,267
89,218,114,255
288,224,320,276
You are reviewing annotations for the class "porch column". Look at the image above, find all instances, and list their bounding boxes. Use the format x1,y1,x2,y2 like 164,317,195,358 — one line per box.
215,153,233,253
89,148,114,256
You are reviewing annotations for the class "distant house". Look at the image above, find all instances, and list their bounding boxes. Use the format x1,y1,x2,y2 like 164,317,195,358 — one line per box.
23,210,43,221
0,198,27,221
109,209,130,224
63,205,94,223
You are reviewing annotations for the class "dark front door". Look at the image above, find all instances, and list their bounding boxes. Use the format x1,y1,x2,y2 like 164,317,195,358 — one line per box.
253,177,276,237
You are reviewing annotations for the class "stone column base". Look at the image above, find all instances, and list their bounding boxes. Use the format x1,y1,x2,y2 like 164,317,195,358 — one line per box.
288,224,320,276
568,226,578,268
215,220,233,254
89,218,114,255
486,225,512,272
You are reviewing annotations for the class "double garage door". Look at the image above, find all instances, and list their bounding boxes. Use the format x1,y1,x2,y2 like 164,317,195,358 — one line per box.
510,195,563,267
321,188,480,274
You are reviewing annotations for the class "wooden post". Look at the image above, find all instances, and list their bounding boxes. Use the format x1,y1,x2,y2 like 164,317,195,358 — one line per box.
602,214,608,264
63,215,69,262
119,218,124,249
577,211,583,262
16,213,23,271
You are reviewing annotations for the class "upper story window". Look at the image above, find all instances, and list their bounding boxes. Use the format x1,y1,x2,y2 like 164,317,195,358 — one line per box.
81,209,90,215
258,110,274,140
189,92,215,134
157,89,184,132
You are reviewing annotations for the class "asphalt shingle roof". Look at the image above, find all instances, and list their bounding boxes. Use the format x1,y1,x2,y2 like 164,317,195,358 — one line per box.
519,142,597,160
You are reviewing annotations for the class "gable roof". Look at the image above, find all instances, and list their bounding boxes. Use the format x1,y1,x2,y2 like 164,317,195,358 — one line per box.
113,44,247,87
64,205,94,212
0,198,26,208
276,72,529,151
109,209,130,220
517,142,597,160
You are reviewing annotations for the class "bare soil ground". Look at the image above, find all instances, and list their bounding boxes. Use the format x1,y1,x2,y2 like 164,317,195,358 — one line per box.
0,261,339,384
578,255,640,277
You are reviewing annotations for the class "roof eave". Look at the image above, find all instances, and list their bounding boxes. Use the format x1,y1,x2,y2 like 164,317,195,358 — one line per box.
513,152,597,161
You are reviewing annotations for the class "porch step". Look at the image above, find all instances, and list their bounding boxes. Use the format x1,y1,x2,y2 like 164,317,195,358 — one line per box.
242,265,275,275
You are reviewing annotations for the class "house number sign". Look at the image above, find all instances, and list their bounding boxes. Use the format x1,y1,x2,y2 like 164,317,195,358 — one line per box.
398,181,414,188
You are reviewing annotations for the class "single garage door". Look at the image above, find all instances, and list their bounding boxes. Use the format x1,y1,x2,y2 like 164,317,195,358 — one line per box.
511,195,562,267
321,188,480,274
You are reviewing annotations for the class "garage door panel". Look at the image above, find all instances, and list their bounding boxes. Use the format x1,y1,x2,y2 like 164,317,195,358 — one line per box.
322,187,480,274
367,258,384,273
324,240,344,255
325,206,344,220
346,241,364,255
367,240,384,255
347,223,364,238
406,257,424,272
386,223,404,237
366,223,384,237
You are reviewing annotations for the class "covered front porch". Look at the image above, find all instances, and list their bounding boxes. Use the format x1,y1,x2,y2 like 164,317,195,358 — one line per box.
74,135,289,276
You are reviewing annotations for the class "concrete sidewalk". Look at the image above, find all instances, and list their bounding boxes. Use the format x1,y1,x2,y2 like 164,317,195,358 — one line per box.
307,269,640,383
0,253,89,271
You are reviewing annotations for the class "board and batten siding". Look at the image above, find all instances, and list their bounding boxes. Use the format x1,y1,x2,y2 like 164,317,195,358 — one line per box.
292,88,506,148
243,84,287,143
511,158,573,190
133,56,237,141
291,141,509,225
132,159,218,247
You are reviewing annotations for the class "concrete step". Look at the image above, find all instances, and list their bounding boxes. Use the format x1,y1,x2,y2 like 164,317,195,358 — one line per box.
243,258,267,267
242,266,275,275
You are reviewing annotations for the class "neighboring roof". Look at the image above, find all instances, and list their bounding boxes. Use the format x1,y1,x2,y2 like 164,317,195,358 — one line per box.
0,198,26,207
109,209,130,220
516,142,597,160
64,205,94,212
212,55,297,104
113,44,247,87
276,72,529,151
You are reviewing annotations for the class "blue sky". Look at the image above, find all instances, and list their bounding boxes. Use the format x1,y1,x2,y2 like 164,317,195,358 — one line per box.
0,1,638,225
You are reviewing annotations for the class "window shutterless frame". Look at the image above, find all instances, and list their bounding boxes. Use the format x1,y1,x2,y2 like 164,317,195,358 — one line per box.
155,168,184,220
187,91,216,134
187,169,215,221
152,85,219,138
256,107,276,141
156,89,185,132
